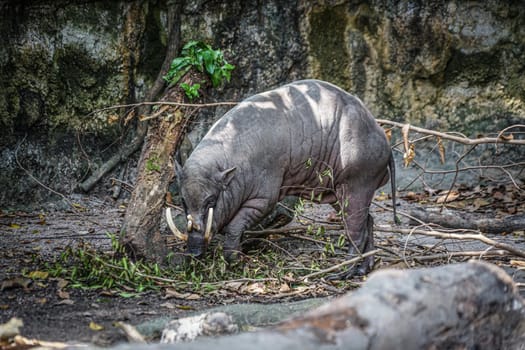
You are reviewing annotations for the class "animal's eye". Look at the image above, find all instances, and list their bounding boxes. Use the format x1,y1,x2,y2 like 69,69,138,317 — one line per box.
203,195,216,209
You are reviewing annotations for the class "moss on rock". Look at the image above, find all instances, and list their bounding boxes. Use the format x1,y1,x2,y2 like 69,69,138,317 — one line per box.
307,5,350,91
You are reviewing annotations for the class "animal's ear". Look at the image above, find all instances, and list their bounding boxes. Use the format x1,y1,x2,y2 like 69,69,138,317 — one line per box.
216,167,236,189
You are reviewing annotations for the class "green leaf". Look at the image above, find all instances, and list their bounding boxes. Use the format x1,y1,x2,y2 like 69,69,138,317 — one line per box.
180,40,201,56
180,82,201,101
221,64,234,81
163,41,235,90
201,50,216,75
164,65,191,86
170,57,190,70
119,292,139,298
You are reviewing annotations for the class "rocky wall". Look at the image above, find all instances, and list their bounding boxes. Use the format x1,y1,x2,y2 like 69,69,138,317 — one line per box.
0,0,523,208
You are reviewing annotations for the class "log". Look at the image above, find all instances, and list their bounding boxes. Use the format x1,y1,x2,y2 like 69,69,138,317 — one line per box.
274,261,525,349
117,1,187,261
136,298,329,339
410,207,525,234
109,261,524,350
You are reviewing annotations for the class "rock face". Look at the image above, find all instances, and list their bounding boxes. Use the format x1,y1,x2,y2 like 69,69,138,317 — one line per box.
0,0,524,207
319,1,525,132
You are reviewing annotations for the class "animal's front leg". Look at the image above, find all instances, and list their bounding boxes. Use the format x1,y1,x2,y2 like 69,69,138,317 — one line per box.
222,198,272,261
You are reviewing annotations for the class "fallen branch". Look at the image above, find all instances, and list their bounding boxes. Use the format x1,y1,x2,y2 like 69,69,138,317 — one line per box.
86,100,238,118
400,160,525,189
410,249,510,261
381,249,511,263
244,224,343,237
78,132,144,192
375,224,525,259
115,322,146,344
377,119,525,145
300,249,380,280
121,262,525,349
409,208,525,234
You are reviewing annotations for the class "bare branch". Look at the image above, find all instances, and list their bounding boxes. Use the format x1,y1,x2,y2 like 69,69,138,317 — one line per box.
300,249,380,280
375,225,525,259
244,224,343,237
87,100,239,118
405,249,510,262
377,119,525,145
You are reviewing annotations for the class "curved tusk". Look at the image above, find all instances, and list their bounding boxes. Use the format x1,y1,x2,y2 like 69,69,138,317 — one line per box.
186,214,193,232
204,207,214,243
166,208,188,241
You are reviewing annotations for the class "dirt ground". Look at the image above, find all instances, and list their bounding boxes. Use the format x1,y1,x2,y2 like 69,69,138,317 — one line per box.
1,190,525,346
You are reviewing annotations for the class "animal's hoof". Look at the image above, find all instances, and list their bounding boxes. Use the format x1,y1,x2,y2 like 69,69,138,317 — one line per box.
326,265,360,280
326,256,375,280
223,249,239,263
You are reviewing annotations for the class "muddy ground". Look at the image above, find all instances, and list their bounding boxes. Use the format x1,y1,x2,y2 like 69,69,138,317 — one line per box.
1,190,525,346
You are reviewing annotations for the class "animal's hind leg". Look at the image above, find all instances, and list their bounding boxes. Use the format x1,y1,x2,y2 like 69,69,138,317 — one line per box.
332,183,376,278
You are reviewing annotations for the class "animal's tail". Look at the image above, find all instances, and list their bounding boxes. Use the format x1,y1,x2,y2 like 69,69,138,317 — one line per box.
389,152,401,224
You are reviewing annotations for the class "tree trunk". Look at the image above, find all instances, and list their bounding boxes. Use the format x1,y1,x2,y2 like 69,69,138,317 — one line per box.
118,1,188,261
119,86,194,261
119,51,203,260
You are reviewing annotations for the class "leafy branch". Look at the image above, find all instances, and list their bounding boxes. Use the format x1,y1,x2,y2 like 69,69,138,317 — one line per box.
163,40,235,100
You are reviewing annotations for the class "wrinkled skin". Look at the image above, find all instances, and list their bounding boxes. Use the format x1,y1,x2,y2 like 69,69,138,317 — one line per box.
176,79,396,277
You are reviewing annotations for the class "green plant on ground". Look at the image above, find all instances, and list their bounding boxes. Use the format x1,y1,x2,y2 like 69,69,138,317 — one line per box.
41,227,356,296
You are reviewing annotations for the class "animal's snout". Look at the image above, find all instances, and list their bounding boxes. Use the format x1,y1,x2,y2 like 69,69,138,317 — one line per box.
187,233,206,257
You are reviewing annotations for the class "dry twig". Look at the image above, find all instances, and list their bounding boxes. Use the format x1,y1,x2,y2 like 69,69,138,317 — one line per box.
87,101,238,118
300,249,380,280
375,225,525,259
377,120,525,145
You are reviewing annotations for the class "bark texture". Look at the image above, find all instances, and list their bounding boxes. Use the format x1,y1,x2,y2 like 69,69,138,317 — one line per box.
113,261,525,350
119,88,190,260
275,261,525,349
410,207,525,234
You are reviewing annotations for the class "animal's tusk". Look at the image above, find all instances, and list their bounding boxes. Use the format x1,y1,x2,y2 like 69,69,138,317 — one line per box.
204,207,214,243
187,214,193,232
166,208,188,241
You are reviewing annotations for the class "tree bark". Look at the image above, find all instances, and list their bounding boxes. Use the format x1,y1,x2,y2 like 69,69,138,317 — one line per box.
274,261,524,349
119,87,192,261
410,207,525,234
115,261,524,350
118,1,189,261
